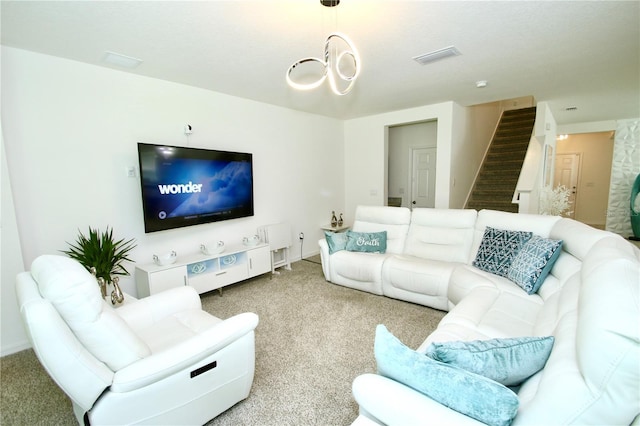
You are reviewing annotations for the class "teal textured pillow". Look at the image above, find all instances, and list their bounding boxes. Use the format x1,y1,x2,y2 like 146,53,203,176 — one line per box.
472,227,532,277
375,325,519,426
425,336,555,386
324,231,349,254
346,231,387,253
507,235,563,294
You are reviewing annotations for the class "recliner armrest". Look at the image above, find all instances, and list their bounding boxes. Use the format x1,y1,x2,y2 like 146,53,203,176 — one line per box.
318,238,331,281
116,286,202,332
110,312,259,392
352,374,483,426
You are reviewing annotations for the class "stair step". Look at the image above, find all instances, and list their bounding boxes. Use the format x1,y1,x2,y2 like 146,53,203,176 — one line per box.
485,150,527,163
474,181,517,190
489,147,529,157
466,200,519,213
478,165,520,175
491,135,532,145
494,128,534,139
501,107,536,119
470,187,515,195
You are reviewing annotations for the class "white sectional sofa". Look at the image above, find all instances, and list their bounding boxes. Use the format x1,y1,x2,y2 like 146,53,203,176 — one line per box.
318,205,640,425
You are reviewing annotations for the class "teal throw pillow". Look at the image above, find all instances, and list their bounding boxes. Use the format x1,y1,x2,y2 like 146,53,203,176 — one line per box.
425,336,555,386
346,231,387,254
374,325,519,426
472,227,532,277
507,235,563,294
324,231,349,254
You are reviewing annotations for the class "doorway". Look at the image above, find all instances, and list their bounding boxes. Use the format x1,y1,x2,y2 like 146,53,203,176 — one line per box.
387,121,438,208
554,153,580,219
410,147,437,208
554,132,614,229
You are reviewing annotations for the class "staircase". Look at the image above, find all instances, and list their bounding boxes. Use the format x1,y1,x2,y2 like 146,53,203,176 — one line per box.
465,107,536,213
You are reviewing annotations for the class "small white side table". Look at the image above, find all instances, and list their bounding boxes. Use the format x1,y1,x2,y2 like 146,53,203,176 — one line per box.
321,224,350,233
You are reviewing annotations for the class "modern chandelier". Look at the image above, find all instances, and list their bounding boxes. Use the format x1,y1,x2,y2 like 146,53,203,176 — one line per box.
286,0,361,96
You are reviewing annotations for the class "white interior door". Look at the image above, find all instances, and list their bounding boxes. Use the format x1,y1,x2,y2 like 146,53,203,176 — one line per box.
411,148,436,208
554,153,580,219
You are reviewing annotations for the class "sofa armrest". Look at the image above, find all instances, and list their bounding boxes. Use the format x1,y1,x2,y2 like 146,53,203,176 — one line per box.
352,374,484,426
318,238,331,281
116,286,202,332
111,312,259,392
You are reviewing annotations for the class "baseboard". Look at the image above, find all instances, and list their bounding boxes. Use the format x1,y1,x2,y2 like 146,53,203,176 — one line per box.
1,340,31,357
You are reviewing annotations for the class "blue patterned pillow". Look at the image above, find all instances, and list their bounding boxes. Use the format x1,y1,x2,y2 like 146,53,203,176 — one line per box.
346,231,387,253
473,227,532,277
425,336,555,386
324,231,349,254
375,325,519,426
507,235,563,294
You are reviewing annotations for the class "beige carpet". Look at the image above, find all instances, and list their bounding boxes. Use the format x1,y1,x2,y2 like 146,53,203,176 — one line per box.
1,258,445,425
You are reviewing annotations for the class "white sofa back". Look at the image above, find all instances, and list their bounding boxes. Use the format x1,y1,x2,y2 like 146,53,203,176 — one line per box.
517,236,640,424
352,206,411,254
404,208,477,263
469,210,562,264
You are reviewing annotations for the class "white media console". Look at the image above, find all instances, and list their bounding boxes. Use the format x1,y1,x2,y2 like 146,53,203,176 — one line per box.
135,242,271,297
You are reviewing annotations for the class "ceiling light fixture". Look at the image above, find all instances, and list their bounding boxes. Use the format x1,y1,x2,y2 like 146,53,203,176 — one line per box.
286,0,361,96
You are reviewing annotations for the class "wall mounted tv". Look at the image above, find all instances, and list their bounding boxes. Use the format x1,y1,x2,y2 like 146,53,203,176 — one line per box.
137,143,254,233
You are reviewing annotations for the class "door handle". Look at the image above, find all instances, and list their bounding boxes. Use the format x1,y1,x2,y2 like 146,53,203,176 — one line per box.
412,200,417,205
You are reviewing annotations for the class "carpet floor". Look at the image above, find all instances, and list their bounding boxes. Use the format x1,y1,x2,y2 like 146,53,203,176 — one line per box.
1,257,445,425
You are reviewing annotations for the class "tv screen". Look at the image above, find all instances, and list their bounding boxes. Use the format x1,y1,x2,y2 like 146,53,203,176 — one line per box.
137,143,254,233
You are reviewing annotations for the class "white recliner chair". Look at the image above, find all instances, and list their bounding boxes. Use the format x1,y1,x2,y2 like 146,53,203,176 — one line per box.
16,254,259,425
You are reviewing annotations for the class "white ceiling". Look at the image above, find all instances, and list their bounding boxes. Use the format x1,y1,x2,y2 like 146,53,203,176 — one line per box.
2,1,639,125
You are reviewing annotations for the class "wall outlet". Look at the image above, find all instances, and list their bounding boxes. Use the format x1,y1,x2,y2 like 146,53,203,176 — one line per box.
126,166,137,178
299,232,304,240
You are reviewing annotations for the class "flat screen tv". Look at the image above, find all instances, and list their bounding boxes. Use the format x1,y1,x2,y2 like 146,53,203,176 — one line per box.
137,143,254,233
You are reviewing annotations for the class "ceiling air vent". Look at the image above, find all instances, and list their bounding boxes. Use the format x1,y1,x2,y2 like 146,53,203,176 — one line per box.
102,51,143,69
413,46,461,65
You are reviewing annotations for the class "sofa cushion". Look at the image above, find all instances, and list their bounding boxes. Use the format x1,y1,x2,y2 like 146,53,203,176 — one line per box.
31,255,151,371
346,230,387,253
382,255,455,311
375,324,519,426
403,208,477,263
431,285,543,350
324,231,349,254
328,250,388,295
425,336,554,386
507,235,563,294
472,227,532,277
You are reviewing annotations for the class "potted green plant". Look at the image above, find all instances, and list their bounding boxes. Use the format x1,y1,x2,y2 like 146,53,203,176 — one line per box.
62,226,136,304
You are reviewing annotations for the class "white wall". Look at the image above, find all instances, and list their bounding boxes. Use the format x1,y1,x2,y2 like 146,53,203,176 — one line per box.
343,102,462,217
1,127,27,356
1,47,345,354
607,118,640,235
455,101,502,208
